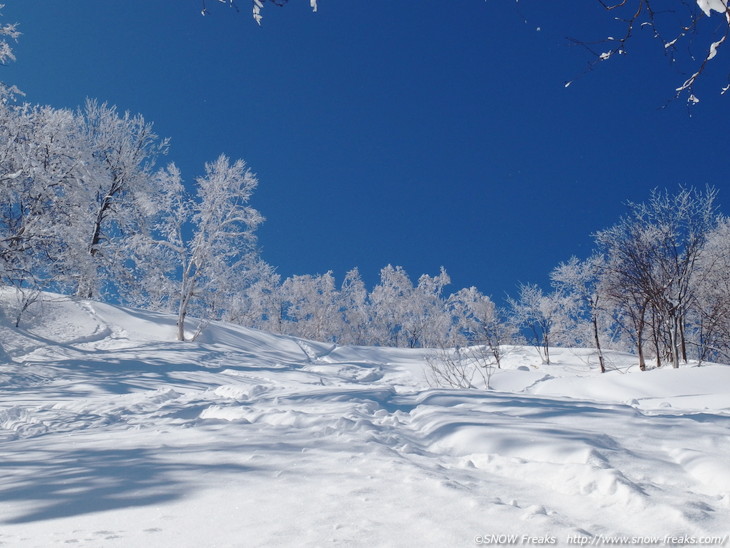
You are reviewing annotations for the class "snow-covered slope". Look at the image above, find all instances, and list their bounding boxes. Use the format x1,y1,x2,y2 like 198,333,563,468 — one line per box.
1,294,728,547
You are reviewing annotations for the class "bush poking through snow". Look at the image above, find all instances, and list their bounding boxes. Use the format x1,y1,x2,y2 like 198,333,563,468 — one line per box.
426,344,500,390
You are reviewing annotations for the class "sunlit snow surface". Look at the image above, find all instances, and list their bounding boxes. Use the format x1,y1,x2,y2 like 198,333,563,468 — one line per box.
0,293,729,547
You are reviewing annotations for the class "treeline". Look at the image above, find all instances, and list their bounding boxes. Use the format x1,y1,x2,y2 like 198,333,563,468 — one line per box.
226,185,730,370
2,99,730,367
225,265,511,351
519,187,730,369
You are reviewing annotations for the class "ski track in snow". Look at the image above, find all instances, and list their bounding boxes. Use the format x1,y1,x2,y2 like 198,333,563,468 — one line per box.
0,295,729,546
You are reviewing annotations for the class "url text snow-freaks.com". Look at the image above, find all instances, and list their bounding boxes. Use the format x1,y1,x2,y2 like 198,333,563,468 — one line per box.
473,534,728,546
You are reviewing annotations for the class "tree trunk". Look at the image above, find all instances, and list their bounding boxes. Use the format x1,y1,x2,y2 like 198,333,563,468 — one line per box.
78,196,113,299
542,331,551,365
637,317,646,371
592,312,606,373
670,316,680,369
177,280,193,342
651,319,661,368
177,299,188,342
679,317,688,363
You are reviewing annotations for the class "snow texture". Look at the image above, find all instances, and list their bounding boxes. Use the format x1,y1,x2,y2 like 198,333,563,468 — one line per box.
0,292,728,546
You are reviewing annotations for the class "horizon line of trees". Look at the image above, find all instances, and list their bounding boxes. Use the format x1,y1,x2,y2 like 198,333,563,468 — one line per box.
2,93,729,368
228,186,730,371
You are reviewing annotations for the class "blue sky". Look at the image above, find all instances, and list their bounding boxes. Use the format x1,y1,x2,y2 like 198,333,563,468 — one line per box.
4,1,729,301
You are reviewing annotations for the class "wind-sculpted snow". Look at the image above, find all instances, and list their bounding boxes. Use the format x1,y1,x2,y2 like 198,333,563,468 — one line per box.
0,295,728,546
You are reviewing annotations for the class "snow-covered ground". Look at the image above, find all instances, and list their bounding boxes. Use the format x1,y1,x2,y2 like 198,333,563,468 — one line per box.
1,293,729,547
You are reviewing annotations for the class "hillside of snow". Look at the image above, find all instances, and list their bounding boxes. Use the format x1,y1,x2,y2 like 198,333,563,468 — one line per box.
1,292,729,547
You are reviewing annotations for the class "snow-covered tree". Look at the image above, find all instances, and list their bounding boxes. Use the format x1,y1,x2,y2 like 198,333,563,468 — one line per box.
368,265,451,348
551,255,609,372
0,103,90,299
337,267,370,345
121,163,187,312
223,259,282,331
595,187,720,369
280,271,340,341
0,5,18,64
594,187,722,368
0,4,21,99
369,265,413,347
169,155,263,341
508,283,573,365
0,104,46,290
76,100,168,299
447,286,511,367
691,217,730,362
403,268,451,349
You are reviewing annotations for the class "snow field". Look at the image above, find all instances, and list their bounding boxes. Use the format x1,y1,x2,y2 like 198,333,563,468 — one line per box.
0,295,729,546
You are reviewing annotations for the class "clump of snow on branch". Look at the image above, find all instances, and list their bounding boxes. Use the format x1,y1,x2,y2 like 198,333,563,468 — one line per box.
0,4,21,66
696,0,729,18
585,0,730,103
251,0,317,25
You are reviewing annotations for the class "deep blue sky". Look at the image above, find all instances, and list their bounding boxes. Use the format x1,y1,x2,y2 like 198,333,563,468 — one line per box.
4,1,729,301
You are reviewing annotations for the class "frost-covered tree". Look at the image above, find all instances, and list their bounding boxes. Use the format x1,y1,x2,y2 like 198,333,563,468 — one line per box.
0,104,48,290
223,260,282,331
0,4,21,99
76,100,168,299
280,271,340,341
369,265,413,347
551,255,609,373
691,217,730,362
599,257,646,369
447,286,511,367
595,187,721,368
166,155,264,341
0,103,90,302
121,163,187,312
337,267,370,345
403,268,451,349
130,157,268,336
0,5,18,64
368,265,451,348
508,283,573,365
